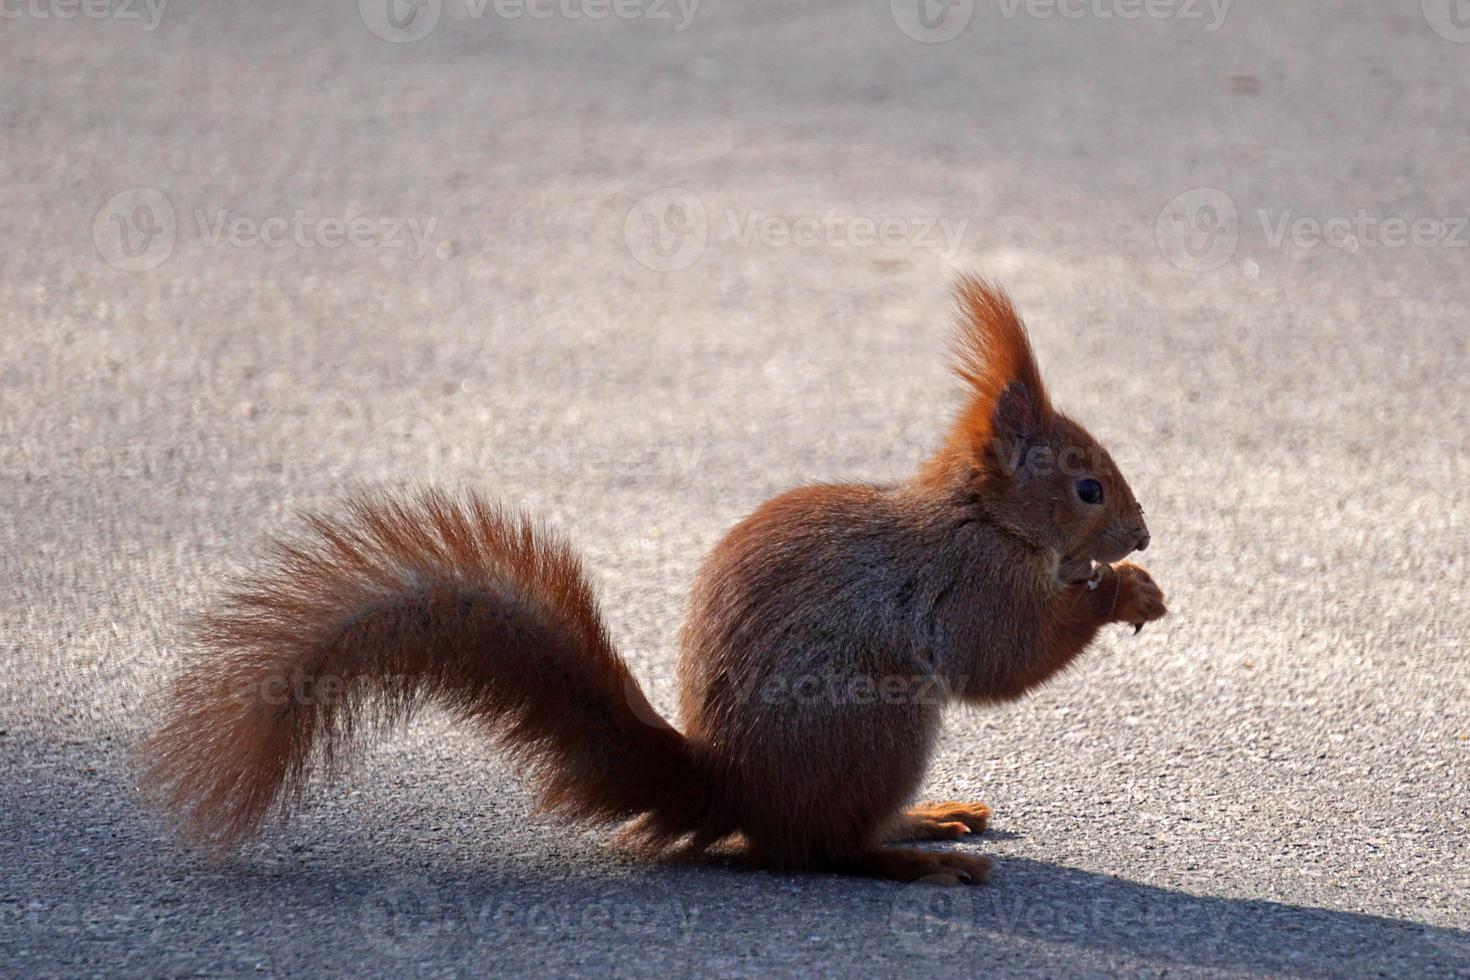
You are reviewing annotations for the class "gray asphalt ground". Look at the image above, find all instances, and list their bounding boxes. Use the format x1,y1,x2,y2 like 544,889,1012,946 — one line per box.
2,1,1469,976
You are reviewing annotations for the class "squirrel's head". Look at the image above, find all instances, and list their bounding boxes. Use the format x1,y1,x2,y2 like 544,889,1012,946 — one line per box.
920,275,1151,585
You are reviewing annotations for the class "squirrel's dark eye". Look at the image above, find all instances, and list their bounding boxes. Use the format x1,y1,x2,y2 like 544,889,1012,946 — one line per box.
1075,478,1104,505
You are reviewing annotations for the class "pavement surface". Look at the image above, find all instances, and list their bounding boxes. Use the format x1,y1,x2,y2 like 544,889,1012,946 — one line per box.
2,1,1468,976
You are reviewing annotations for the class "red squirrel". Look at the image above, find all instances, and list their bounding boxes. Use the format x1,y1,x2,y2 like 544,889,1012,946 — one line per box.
141,276,1166,885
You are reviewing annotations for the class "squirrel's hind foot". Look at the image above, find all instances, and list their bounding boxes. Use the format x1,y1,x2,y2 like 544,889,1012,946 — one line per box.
834,847,993,885
886,801,991,842
908,801,991,833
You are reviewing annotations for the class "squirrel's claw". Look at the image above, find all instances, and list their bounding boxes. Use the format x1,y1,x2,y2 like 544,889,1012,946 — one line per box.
1132,623,1144,635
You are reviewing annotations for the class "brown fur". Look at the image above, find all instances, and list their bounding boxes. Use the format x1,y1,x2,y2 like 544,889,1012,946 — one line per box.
139,276,1166,884
140,491,710,853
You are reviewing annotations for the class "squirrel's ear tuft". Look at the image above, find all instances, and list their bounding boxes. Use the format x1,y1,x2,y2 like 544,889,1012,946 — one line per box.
945,275,1053,452
917,275,1056,484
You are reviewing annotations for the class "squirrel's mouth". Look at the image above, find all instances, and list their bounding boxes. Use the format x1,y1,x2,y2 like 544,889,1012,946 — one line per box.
1058,557,1104,587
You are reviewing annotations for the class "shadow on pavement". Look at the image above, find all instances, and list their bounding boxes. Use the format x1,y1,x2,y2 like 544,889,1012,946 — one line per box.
2,738,1465,976
893,854,1469,976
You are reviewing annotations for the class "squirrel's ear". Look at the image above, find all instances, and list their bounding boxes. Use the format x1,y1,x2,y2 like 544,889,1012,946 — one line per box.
919,275,1055,484
947,275,1052,421
983,381,1043,479
993,381,1041,443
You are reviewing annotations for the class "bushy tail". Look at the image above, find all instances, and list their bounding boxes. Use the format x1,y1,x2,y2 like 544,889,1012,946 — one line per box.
139,489,715,853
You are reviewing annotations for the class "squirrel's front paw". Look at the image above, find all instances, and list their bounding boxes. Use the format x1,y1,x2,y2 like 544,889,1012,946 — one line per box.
1110,561,1167,631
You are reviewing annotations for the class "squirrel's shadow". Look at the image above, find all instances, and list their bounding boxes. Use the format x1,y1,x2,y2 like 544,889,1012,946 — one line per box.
6,752,1463,978
927,855,1467,976
231,843,1468,977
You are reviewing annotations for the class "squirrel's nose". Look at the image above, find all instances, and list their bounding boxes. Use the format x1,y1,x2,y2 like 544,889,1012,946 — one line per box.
1135,532,1150,552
